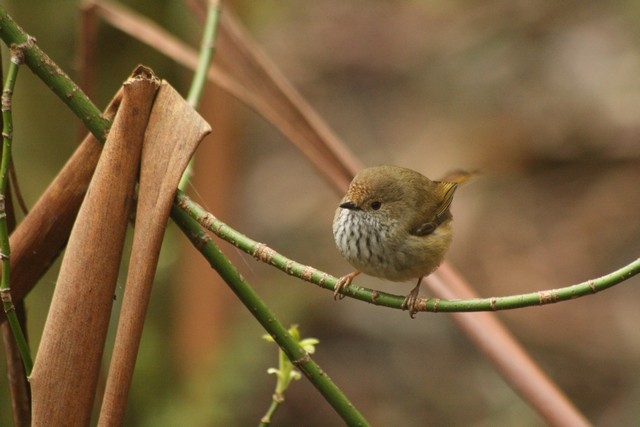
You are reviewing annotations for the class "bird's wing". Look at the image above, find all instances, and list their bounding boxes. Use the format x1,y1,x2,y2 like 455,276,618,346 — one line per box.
432,181,458,220
411,182,458,236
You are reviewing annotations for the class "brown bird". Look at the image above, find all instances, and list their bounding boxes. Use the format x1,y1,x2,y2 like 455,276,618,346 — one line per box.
332,165,473,317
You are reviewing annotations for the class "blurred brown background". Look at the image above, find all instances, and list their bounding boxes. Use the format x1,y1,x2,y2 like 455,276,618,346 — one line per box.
2,0,640,425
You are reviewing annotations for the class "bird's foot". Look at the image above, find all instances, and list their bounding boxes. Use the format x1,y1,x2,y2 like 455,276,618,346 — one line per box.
401,278,424,318
334,271,360,300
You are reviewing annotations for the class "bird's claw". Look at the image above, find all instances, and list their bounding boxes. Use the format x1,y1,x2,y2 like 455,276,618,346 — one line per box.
402,277,424,318
401,293,420,318
334,271,360,300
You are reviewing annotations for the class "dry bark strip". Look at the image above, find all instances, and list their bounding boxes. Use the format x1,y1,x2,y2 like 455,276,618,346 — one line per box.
30,67,160,426
1,98,120,320
99,81,210,426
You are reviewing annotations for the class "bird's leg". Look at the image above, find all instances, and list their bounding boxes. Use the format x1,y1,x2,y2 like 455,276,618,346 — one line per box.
334,271,360,300
402,276,424,318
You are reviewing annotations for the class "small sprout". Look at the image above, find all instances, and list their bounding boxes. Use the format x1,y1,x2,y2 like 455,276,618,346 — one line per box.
262,325,319,395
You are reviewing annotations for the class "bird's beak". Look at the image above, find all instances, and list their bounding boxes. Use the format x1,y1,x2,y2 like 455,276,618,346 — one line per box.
339,201,361,211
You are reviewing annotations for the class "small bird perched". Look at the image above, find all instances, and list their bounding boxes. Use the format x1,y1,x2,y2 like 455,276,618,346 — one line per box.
332,165,473,317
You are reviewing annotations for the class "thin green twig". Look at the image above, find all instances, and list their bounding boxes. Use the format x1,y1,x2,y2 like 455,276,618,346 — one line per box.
186,0,221,110
259,399,281,427
0,42,33,375
259,325,318,426
175,191,640,314
171,203,371,427
180,0,222,190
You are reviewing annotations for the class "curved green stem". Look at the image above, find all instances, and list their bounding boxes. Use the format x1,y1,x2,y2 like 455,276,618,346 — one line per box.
175,191,640,314
5,4,635,316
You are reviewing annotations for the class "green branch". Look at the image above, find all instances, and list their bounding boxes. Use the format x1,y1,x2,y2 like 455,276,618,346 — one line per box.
171,203,371,427
0,9,110,142
0,42,33,375
175,191,640,314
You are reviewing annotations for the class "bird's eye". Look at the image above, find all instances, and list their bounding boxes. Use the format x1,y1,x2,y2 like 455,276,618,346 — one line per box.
371,201,382,210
